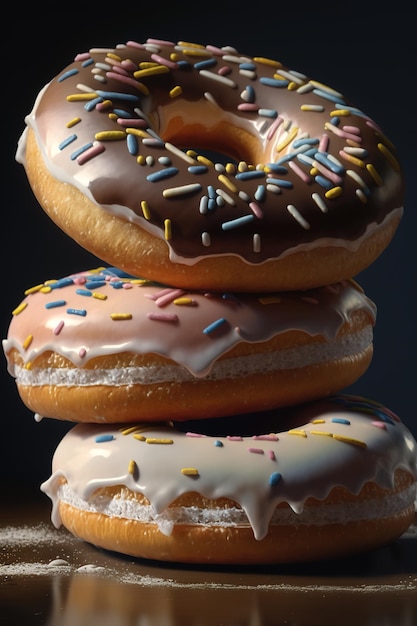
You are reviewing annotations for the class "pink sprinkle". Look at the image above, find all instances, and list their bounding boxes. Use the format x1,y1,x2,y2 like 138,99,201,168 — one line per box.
266,115,284,140
218,65,232,76
289,160,312,184
248,447,264,454
319,133,329,152
253,434,279,441
155,289,186,307
342,125,361,135
268,450,276,461
145,38,176,47
126,40,147,49
73,276,86,285
227,436,243,441
249,202,264,218
77,142,105,165
122,283,133,289
147,312,179,322
79,347,87,358
121,59,138,72
107,64,130,76
237,103,258,111
74,52,92,62
206,45,225,55
151,53,178,69
186,432,206,438
53,320,65,335
372,421,387,430
106,72,146,91
96,101,112,112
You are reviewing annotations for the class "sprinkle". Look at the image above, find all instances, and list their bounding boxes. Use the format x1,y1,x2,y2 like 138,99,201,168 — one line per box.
253,233,261,252
268,450,276,461
310,430,333,437
288,429,307,437
141,201,151,219
95,130,126,141
221,214,255,230
58,68,79,82
311,192,328,213
59,134,77,150
45,300,66,309
128,460,137,475
76,289,92,297
332,434,367,448
366,163,382,185
163,183,202,198
22,334,33,350
202,232,211,246
145,438,174,445
53,321,65,335
165,142,196,164
214,440,223,447
227,435,243,441
173,297,196,306
269,472,282,486
76,142,105,165
164,218,172,240
248,447,264,454
147,312,179,322
79,348,87,359
286,205,310,229
199,69,236,88
331,417,351,425
12,302,28,315
249,202,264,218
146,167,179,182
133,434,146,441
324,186,343,199
377,142,400,171
92,292,107,300
66,308,87,316
300,104,324,112
203,317,227,334
217,174,238,193
181,468,199,476
372,421,387,430
260,77,288,88
311,419,325,424
95,434,115,443
110,313,132,320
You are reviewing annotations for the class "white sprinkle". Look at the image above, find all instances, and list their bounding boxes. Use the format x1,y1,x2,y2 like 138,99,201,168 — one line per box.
163,183,202,198
346,169,369,190
311,192,328,213
202,232,211,246
204,91,218,106
356,188,368,203
93,74,106,83
287,204,310,229
165,143,196,164
199,70,237,88
253,233,261,252
216,188,236,205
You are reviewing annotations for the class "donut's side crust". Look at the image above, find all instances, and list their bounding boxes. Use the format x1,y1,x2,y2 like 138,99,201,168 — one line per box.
25,129,401,292
56,470,415,564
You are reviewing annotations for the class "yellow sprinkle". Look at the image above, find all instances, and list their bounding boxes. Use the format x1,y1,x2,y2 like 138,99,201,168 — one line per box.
288,81,298,91
141,200,151,220
300,104,325,112
25,361,33,370
66,117,81,128
225,162,236,174
66,93,98,101
22,334,33,350
139,61,159,69
133,434,146,441
128,460,137,475
24,284,43,295
110,313,133,321
366,163,382,185
288,429,307,437
145,438,174,445
40,285,52,293
330,109,351,117
164,218,172,240
218,174,238,193
325,186,343,199
311,419,325,424
340,152,365,168
181,467,199,476
197,154,214,167
98,99,113,110
106,52,122,62
310,430,333,437
95,130,126,141
92,292,107,300
258,296,281,304
127,127,151,138
173,297,196,306
12,302,28,315
169,85,183,98
377,143,400,172
134,65,170,78
276,127,299,152
332,434,367,448
121,425,144,435
182,48,211,57
108,113,118,121
137,155,146,165
254,56,282,68
178,40,205,48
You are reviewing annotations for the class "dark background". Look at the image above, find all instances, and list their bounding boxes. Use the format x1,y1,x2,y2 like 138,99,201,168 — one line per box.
2,5,415,490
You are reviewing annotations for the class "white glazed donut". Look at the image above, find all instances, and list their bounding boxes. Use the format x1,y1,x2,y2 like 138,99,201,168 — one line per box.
40,394,417,564
3,267,376,422
17,38,404,291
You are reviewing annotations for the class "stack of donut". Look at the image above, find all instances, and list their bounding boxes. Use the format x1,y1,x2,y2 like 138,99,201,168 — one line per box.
4,38,416,564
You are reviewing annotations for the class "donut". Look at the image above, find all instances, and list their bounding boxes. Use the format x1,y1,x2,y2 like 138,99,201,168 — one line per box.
40,395,417,564
17,38,403,291
3,267,376,423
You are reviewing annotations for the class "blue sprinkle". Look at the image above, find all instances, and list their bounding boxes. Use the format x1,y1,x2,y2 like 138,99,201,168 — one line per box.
110,281,124,289
146,167,179,182
194,58,217,70
235,170,265,181
254,185,266,201
188,165,208,175
66,308,87,316
84,280,106,289
330,116,340,126
45,300,66,309
239,62,256,71
312,89,345,105
70,143,94,160
58,68,79,82
81,58,94,68
208,198,216,211
265,178,293,189
59,135,77,151
76,289,92,297
177,60,192,70
269,472,282,487
258,109,278,118
314,175,333,189
243,84,255,102
127,134,139,156
158,156,172,166
214,440,223,447
84,97,104,112
102,268,136,279
221,214,255,230
314,152,345,174
265,163,288,174
113,109,132,118
331,418,351,425
203,318,227,335
50,278,74,289
207,185,216,198
260,77,289,88
96,90,140,103
95,434,115,443
293,138,320,149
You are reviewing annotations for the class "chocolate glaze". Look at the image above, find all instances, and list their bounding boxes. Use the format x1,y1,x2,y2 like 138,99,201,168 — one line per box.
19,38,404,265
